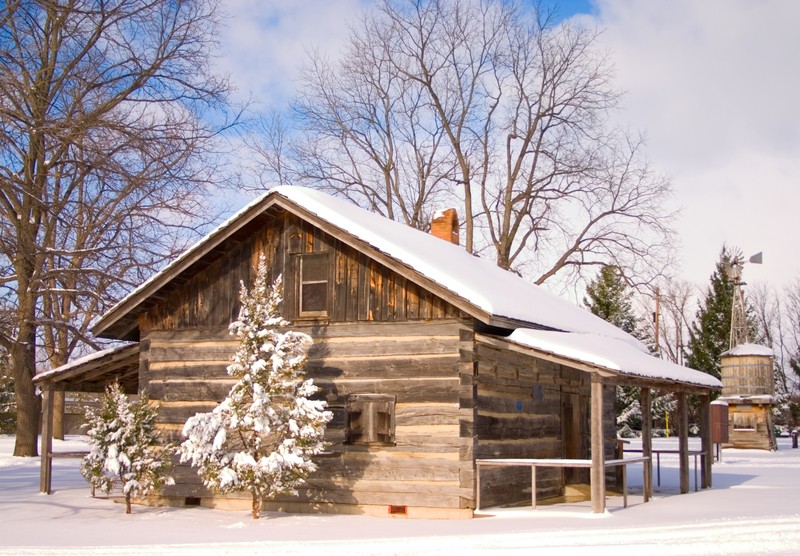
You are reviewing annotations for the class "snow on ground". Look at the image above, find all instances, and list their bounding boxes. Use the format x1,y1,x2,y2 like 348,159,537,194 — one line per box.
2,435,799,555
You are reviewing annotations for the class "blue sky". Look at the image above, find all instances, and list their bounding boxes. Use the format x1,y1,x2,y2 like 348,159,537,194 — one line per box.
217,0,800,290
540,0,595,18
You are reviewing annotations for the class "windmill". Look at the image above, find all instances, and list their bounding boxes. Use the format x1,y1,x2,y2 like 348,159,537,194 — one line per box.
724,252,762,349
719,251,776,450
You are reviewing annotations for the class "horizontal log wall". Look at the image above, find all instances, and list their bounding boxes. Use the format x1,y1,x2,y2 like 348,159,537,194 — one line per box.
474,340,592,508
146,320,474,511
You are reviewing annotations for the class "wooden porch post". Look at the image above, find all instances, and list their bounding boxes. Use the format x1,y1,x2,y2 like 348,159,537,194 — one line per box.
39,384,54,494
590,375,606,513
700,392,712,489
53,390,66,440
677,391,689,494
640,387,653,501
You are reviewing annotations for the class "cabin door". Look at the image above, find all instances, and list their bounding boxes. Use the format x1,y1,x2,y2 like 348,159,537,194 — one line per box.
562,392,587,484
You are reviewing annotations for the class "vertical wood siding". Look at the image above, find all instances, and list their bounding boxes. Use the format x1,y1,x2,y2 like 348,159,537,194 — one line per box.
141,212,461,332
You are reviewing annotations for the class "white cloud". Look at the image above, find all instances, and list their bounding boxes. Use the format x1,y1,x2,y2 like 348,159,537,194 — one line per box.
586,0,800,285
216,0,800,287
218,0,368,108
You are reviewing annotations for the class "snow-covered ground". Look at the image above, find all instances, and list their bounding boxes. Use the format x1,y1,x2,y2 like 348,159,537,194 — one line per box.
2,435,799,555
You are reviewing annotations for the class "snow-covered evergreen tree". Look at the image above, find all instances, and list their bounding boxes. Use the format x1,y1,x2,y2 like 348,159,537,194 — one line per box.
179,258,332,519
81,381,174,514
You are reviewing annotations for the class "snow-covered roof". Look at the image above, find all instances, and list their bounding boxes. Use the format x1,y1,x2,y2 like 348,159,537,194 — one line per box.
95,185,646,351
34,346,122,382
86,185,720,390
32,343,139,388
504,329,722,389
273,186,646,350
721,343,774,357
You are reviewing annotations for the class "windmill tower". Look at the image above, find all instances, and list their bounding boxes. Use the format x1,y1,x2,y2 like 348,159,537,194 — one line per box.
725,252,761,349
719,252,776,450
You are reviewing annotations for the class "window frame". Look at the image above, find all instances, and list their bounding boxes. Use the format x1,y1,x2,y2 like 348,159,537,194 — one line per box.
732,410,757,432
297,252,330,318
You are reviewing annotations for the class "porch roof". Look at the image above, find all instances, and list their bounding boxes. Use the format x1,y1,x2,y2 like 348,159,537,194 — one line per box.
482,329,721,391
32,343,139,394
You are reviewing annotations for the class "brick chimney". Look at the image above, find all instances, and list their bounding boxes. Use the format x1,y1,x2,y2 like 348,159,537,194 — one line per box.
431,208,459,245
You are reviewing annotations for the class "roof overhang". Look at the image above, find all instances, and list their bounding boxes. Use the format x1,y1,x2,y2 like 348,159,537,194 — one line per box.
478,331,722,393
92,190,497,341
92,193,287,340
33,344,140,394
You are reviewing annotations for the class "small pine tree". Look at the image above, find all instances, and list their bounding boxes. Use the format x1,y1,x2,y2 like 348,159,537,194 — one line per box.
685,248,735,379
179,258,332,519
81,381,174,514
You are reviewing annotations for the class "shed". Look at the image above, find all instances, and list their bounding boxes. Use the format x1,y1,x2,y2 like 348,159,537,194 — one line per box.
35,186,721,517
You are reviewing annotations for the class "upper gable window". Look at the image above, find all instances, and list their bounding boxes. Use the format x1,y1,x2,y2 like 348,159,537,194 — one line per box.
299,253,329,317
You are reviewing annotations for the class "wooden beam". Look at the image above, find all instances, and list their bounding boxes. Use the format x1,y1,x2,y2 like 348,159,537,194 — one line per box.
52,390,65,440
700,393,712,489
39,385,54,494
602,375,718,394
677,392,689,494
590,375,605,513
640,387,653,501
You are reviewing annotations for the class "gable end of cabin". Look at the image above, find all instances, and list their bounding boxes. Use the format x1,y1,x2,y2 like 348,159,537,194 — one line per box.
137,207,480,518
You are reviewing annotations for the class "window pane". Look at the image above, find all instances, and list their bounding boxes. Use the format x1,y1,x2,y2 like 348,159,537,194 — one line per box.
301,282,327,313
732,412,756,431
302,254,328,282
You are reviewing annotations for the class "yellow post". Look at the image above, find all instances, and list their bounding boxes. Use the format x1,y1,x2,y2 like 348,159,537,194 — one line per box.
666,411,670,438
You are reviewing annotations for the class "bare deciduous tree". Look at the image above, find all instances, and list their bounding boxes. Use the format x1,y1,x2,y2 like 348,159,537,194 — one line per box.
0,0,235,456
249,0,675,287
639,280,696,366
750,283,800,426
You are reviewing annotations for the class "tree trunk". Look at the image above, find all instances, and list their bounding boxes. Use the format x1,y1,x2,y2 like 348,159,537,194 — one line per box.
12,315,39,457
126,492,132,514
252,492,261,519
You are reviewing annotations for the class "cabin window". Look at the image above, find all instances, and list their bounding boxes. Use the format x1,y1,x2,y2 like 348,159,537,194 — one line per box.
298,253,329,317
346,394,396,445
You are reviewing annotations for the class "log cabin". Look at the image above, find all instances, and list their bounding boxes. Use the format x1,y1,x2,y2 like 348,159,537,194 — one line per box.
36,186,721,518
